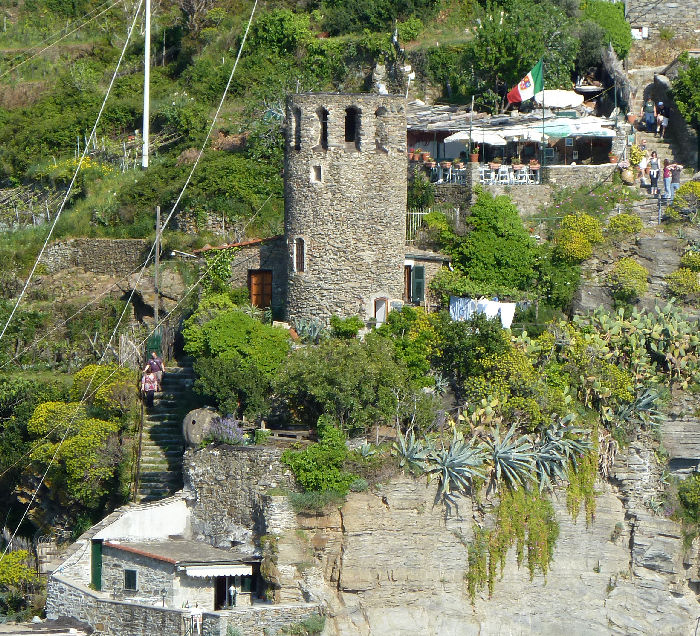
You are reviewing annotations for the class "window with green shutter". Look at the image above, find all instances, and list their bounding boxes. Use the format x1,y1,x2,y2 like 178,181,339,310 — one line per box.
411,265,425,303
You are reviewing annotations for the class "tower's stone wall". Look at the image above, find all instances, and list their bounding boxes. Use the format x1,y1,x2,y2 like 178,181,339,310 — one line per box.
284,93,407,324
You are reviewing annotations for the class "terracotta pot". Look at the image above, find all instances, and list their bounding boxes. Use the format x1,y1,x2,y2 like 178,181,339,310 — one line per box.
420,152,431,161
425,161,437,168
469,153,479,163
609,154,619,164
454,162,465,169
627,113,637,124
440,161,452,168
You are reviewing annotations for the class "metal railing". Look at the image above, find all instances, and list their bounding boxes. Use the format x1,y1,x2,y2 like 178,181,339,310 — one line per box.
406,207,459,244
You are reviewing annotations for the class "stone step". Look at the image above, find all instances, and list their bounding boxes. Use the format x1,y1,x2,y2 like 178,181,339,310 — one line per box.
139,471,183,484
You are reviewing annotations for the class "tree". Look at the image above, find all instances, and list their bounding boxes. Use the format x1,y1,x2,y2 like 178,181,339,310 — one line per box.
580,1,631,60
466,0,577,110
671,54,700,170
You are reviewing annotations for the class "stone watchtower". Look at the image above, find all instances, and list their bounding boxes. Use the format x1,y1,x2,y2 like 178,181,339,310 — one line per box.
284,93,407,325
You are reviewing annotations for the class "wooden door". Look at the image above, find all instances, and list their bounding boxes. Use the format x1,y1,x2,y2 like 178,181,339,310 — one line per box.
248,270,272,308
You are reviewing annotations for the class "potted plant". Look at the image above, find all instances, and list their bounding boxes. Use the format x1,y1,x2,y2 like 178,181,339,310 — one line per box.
452,158,464,169
627,113,637,125
420,150,431,162
608,151,619,164
408,147,415,160
440,160,452,168
469,145,480,162
618,160,634,184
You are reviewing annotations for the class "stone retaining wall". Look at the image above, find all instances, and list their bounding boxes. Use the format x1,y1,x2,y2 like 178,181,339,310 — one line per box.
46,575,186,636
40,238,151,276
203,605,322,636
625,0,700,40
183,446,295,550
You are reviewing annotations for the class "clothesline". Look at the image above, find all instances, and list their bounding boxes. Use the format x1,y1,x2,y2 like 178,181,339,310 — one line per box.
449,296,516,329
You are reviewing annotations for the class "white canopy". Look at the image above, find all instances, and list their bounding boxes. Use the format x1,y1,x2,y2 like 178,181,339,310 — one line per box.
444,130,507,146
183,564,253,578
534,90,584,109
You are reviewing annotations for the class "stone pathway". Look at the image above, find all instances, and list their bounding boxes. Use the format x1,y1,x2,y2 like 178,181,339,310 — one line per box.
137,361,194,502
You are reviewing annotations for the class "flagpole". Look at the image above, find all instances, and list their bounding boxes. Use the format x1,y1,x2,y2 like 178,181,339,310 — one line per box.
541,57,545,169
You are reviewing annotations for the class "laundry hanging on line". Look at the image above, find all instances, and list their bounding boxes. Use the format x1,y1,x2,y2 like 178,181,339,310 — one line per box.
449,296,516,329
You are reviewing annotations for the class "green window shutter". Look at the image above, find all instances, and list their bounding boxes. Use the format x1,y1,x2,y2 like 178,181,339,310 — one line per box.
91,540,102,591
411,266,425,303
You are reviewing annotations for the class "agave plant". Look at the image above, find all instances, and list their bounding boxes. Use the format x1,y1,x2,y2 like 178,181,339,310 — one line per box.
359,442,376,459
534,419,592,491
427,432,486,507
392,430,429,473
293,317,328,345
615,388,665,435
482,424,536,492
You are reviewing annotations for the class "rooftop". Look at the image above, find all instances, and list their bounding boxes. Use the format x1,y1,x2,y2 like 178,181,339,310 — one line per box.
103,539,260,566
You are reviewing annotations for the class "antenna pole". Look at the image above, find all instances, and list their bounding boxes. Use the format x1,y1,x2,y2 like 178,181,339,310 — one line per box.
142,0,151,168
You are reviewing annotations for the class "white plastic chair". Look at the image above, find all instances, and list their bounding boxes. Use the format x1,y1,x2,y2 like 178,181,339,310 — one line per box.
497,165,511,184
515,168,528,185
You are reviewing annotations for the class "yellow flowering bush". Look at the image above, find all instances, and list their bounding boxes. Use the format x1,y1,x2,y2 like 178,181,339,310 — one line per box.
560,212,604,244
606,258,649,302
607,212,643,235
666,268,700,299
554,228,594,262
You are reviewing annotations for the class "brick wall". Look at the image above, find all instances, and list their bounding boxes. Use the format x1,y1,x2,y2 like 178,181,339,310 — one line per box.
40,238,151,276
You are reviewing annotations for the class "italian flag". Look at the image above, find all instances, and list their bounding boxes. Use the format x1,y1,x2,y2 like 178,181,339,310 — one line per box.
507,60,544,104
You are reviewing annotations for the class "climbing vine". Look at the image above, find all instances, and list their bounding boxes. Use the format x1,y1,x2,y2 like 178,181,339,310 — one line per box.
566,445,598,525
466,488,559,603
202,247,240,294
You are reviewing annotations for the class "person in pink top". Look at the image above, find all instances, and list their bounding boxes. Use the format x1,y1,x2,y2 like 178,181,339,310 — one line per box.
662,159,672,199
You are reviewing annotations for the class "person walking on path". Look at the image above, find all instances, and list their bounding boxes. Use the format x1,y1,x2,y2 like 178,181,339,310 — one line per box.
670,162,683,202
145,350,164,391
663,159,672,199
648,151,660,195
141,370,158,408
641,98,656,133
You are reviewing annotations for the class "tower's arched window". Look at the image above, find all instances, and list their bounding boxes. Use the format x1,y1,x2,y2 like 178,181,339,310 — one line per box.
375,106,388,153
293,107,301,151
317,108,329,150
345,106,361,151
295,238,305,273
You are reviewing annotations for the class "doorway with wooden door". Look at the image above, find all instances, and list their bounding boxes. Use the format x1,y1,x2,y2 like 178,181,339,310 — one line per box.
248,270,272,308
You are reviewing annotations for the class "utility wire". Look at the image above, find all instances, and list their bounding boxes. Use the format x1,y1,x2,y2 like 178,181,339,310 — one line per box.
0,0,127,80
0,257,152,371
0,0,144,346
0,0,145,560
0,0,260,555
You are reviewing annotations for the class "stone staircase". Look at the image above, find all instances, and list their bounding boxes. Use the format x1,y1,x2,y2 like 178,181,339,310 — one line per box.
136,362,194,502
627,65,692,227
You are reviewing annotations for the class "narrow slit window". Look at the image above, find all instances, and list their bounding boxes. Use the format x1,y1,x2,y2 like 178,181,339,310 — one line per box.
375,106,389,152
311,165,322,182
124,569,137,591
295,238,305,273
318,108,329,150
293,107,301,151
345,107,360,150
374,298,388,324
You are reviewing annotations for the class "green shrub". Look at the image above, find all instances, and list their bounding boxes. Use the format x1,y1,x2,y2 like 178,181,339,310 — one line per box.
680,252,700,272
678,474,700,523
666,268,700,299
330,315,364,339
606,258,649,302
281,418,355,493
287,490,347,513
183,308,290,376
560,212,604,244
70,364,137,419
608,213,642,235
397,17,423,42
407,168,435,209
254,428,272,445
667,182,700,222
581,0,632,58
554,228,593,262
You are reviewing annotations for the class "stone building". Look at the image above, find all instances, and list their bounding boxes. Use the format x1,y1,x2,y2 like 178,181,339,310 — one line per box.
284,93,408,325
196,92,450,325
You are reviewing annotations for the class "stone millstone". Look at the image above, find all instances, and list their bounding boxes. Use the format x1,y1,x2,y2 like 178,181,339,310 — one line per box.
182,407,220,447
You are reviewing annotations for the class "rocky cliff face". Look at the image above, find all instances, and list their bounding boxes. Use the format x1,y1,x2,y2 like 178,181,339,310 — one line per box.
256,445,699,635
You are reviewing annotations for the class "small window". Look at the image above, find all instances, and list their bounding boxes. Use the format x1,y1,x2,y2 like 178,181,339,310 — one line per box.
375,106,389,152
317,108,329,150
124,569,137,591
345,107,361,151
311,165,322,182
293,107,301,151
295,238,305,273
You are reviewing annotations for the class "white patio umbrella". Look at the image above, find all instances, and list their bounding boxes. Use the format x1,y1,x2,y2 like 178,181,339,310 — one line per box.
444,130,507,146
533,90,584,109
